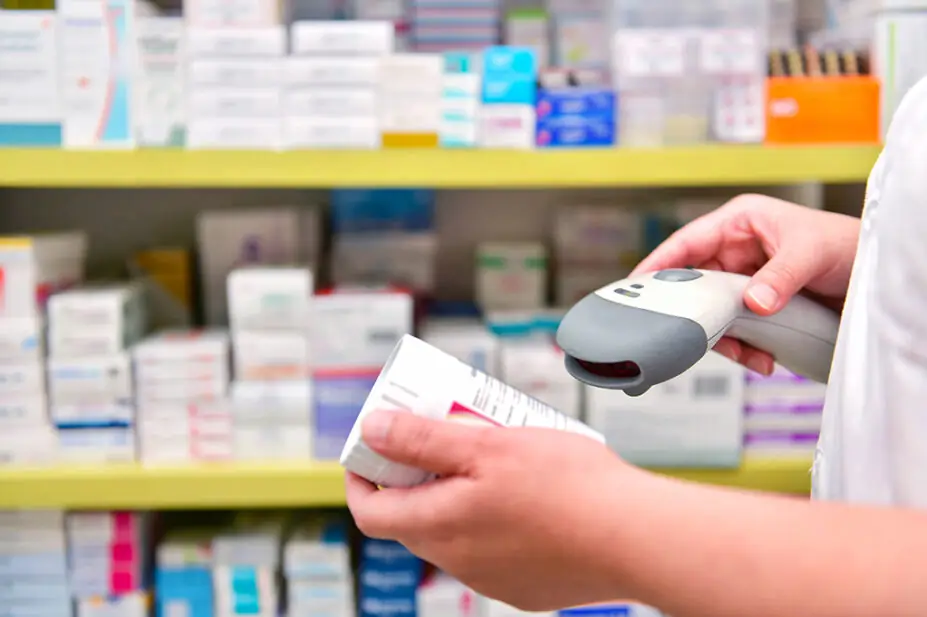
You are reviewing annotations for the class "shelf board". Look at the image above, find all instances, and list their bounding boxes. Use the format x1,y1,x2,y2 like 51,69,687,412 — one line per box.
0,146,880,188
0,457,811,509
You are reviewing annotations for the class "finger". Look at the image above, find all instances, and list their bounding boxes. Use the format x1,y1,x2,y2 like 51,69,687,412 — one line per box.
632,218,725,275
738,345,775,376
345,471,458,540
744,241,825,316
361,410,490,476
712,336,742,363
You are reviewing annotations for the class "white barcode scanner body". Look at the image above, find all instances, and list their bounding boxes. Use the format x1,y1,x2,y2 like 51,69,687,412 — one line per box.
556,268,840,396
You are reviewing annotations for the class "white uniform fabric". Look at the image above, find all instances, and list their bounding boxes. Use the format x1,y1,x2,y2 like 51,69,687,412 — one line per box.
812,75,927,505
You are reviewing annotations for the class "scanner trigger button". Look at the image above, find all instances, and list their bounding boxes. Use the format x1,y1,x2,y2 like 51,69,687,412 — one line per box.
653,269,703,282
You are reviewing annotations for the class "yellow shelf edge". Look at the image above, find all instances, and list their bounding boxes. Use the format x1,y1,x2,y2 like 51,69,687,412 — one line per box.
0,146,881,188
0,457,811,509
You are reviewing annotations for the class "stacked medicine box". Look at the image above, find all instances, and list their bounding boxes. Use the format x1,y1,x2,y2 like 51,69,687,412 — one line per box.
309,288,414,459
284,21,394,149
46,284,145,463
135,13,187,148
610,0,768,145
134,330,233,464
743,364,827,458
478,46,537,148
284,517,355,617
67,511,149,603
0,510,71,617
359,539,422,617
379,53,443,148
227,266,314,461
212,517,284,617
155,530,216,617
185,0,287,149
410,0,500,54
0,232,87,465
440,53,482,147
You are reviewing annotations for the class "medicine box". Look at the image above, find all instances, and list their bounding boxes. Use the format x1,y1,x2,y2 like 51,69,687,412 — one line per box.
0,318,43,363
186,0,283,28
475,242,548,311
47,283,146,358
135,17,185,148
196,208,306,326
0,11,63,147
290,20,395,56
481,46,537,104
227,266,313,332
586,353,745,468
0,232,88,319
47,353,134,408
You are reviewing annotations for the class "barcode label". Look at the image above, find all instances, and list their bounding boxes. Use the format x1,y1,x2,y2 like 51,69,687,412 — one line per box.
693,375,730,398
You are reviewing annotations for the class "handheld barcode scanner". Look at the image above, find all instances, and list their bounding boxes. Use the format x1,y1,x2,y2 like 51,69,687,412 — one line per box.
555,268,841,396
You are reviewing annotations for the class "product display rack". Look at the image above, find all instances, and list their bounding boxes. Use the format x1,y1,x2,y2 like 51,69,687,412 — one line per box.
0,458,812,510
0,145,881,188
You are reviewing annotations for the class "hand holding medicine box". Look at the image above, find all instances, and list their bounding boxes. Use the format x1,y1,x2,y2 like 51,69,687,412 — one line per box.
340,335,604,488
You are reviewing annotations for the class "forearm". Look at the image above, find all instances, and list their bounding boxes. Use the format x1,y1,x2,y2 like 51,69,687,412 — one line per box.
600,468,927,617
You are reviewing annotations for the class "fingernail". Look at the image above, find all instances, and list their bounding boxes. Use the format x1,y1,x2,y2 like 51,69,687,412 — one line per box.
362,411,396,447
713,339,739,361
747,283,779,312
746,356,773,376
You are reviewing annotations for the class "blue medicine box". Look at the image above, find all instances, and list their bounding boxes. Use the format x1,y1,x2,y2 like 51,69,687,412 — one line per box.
536,88,616,123
536,117,616,147
482,46,537,104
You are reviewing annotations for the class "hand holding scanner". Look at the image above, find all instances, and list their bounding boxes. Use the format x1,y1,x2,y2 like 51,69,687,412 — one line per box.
556,268,840,396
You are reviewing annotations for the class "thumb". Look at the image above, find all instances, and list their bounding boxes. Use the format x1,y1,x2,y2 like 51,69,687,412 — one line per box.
745,246,822,315
361,410,487,475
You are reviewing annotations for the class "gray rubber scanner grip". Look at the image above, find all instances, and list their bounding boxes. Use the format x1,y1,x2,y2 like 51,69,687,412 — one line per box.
725,292,839,384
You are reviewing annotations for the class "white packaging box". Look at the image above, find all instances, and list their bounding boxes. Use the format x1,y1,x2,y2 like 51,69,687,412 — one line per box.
309,290,414,370
47,353,133,408
288,580,355,617
0,396,48,427
186,27,287,58
47,283,146,358
283,116,380,149
133,329,230,399
283,522,351,580
475,242,548,311
227,266,313,331
417,574,483,617
77,591,148,617
284,88,378,117
212,528,282,567
197,209,309,326
0,233,87,319
290,20,394,56
378,54,443,134
231,380,311,421
136,378,229,405
554,206,643,266
186,117,282,150
420,318,500,377
135,16,186,147
284,57,381,88
57,426,136,463
233,425,313,460
0,363,45,398
188,87,283,119
0,318,43,364
477,104,535,149
189,58,283,88
331,231,438,294
233,331,311,381
586,353,745,468
58,0,135,149
499,336,582,419
186,0,282,28
0,11,62,146
0,426,58,466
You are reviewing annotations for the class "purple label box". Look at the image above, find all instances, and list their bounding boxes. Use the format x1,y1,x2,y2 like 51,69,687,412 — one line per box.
313,373,378,460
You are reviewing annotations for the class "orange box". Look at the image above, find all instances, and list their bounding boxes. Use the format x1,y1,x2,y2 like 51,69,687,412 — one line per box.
765,76,881,144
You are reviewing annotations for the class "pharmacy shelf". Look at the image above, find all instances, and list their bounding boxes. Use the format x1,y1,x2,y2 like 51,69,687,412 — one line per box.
0,145,881,188
0,457,812,510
